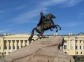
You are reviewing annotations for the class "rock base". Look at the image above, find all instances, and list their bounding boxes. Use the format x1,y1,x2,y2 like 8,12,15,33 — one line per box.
4,36,74,62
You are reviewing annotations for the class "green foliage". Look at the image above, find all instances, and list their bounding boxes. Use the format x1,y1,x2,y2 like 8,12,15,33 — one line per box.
74,56,84,62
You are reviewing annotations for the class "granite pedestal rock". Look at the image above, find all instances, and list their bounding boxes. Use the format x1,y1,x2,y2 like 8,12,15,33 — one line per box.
4,36,74,62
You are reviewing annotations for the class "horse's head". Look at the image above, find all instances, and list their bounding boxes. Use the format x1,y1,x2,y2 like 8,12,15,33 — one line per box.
46,14,56,20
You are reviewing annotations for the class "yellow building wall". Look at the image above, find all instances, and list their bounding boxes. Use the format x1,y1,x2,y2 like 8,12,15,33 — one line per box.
0,34,84,56
0,37,4,56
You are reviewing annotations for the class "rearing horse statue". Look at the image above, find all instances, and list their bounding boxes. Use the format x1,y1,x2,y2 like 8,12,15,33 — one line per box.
28,12,61,44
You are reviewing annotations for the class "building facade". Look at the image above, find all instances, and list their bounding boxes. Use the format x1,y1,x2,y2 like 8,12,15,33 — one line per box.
62,34,84,56
0,34,37,56
0,33,84,56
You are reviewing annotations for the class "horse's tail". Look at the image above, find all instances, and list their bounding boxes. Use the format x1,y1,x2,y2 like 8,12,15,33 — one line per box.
53,25,61,32
28,27,36,44
56,25,61,30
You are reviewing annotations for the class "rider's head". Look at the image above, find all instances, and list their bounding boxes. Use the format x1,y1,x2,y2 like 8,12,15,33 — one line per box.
47,14,56,19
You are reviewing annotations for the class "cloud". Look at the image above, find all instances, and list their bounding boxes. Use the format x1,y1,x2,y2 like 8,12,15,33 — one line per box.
15,5,26,10
9,7,48,24
8,0,83,24
78,12,84,18
41,0,66,6
0,10,5,14
63,0,83,7
0,29,10,33
61,21,82,28
40,0,83,7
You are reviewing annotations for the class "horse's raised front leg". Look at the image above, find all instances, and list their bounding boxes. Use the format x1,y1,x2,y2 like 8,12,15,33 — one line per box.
55,26,58,32
53,25,58,32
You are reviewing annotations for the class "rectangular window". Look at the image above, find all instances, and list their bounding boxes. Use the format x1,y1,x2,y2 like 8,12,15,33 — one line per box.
16,40,19,43
9,46,11,49
17,46,19,49
4,46,7,49
76,52,78,54
80,40,82,43
21,40,23,43
25,40,27,46
12,40,15,42
20,40,23,47
25,40,27,43
4,40,7,49
9,40,11,44
12,40,15,44
64,45,67,49
16,40,19,47
81,52,82,54
75,46,78,49
8,40,11,49
4,52,6,54
75,40,77,43
13,46,15,49
8,52,10,54
80,46,81,49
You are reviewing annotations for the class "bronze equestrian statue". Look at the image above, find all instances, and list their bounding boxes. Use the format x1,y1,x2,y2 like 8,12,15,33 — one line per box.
28,12,61,44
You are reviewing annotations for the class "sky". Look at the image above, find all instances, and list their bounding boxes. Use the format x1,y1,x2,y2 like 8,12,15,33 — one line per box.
0,0,84,35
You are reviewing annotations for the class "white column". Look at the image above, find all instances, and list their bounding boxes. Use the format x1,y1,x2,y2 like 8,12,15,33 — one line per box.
15,40,17,50
27,40,29,45
78,40,80,50
6,40,9,55
19,40,21,48
7,40,9,50
82,40,84,50
81,40,83,50
25,40,27,46
11,40,13,51
23,40,25,47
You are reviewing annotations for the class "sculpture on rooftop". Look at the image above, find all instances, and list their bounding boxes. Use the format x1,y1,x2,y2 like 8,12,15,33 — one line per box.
28,12,61,44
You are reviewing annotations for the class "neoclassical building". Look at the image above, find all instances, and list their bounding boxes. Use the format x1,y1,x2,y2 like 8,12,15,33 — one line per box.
0,33,84,56
62,34,84,56
0,34,37,56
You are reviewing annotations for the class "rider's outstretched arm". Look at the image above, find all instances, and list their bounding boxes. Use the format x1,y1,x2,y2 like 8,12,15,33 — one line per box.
40,12,43,16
